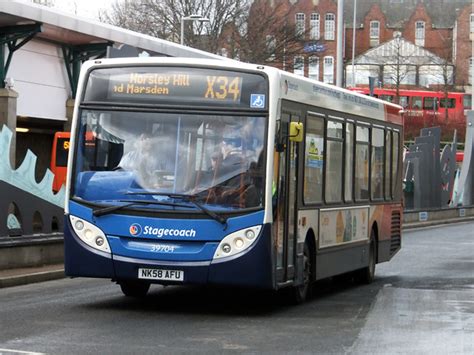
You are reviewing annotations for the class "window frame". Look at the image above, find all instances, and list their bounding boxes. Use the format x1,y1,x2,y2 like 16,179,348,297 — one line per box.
308,56,320,80
293,56,305,76
296,12,305,38
310,13,320,40
323,56,334,84
415,20,425,46
370,20,380,46
324,13,335,40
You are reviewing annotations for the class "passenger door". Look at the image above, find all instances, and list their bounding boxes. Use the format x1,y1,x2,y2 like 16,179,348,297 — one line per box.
274,110,300,284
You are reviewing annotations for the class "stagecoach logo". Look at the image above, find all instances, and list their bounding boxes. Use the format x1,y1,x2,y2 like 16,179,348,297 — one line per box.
129,223,142,236
128,223,197,238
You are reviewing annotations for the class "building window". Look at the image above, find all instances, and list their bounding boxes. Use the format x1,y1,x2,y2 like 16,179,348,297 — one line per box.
325,13,335,40
308,56,319,80
370,20,380,46
266,35,276,61
294,56,304,76
469,57,473,85
415,21,425,46
296,13,305,38
470,13,474,33
323,56,334,83
310,13,320,40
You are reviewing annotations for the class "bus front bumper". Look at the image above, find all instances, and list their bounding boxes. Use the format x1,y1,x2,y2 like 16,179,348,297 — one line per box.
65,223,273,289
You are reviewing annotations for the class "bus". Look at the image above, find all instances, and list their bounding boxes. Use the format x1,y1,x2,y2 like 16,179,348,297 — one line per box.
350,87,471,142
64,58,403,302
50,131,70,192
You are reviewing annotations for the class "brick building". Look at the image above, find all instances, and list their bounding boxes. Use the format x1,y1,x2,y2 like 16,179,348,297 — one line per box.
241,0,472,91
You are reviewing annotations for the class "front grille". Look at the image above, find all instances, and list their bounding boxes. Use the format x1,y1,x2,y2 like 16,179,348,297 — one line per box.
390,210,401,255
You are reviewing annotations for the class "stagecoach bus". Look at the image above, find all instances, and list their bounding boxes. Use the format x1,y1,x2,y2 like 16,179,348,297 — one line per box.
65,58,403,302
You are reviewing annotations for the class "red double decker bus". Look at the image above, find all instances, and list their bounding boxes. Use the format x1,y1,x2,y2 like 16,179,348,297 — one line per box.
350,88,471,142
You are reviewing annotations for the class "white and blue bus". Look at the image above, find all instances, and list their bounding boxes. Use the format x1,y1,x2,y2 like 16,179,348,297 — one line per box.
65,58,403,302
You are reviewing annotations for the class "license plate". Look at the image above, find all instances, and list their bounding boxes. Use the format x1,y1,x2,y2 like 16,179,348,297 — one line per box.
138,268,184,281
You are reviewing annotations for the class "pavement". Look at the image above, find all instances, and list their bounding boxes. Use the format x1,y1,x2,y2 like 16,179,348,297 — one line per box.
1,216,473,289
0,263,64,289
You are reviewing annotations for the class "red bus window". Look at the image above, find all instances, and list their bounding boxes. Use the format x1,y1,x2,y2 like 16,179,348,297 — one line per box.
399,96,409,108
379,95,394,103
439,98,456,109
423,97,437,110
412,96,422,109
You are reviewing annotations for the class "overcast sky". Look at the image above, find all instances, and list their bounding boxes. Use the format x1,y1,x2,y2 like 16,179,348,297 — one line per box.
51,0,117,19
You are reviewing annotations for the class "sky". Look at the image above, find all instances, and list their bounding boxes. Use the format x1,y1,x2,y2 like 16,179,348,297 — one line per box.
46,0,117,19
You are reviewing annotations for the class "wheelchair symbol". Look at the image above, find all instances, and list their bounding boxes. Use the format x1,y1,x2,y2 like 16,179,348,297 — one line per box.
250,94,265,108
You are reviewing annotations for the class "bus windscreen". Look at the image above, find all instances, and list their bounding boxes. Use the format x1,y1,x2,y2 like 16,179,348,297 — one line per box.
83,67,268,110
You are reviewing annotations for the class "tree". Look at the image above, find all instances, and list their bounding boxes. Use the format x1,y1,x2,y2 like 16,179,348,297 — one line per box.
100,0,249,54
236,0,308,68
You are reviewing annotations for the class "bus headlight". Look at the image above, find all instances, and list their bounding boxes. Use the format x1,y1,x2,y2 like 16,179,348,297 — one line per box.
213,225,262,260
69,215,111,253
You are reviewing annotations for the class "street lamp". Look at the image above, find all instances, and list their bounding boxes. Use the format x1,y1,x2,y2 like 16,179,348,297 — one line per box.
180,14,210,46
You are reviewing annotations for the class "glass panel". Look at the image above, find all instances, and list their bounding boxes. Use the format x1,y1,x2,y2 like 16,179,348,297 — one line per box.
308,56,319,80
392,131,400,198
439,98,456,109
356,125,369,142
370,21,379,38
384,131,392,199
345,123,354,202
423,97,436,110
355,143,369,200
325,13,335,40
304,116,324,203
294,56,305,76
296,13,305,37
275,120,286,269
310,13,320,40
399,96,409,109
73,110,266,211
327,120,343,138
323,56,334,84
371,128,384,200
325,140,343,203
412,96,422,109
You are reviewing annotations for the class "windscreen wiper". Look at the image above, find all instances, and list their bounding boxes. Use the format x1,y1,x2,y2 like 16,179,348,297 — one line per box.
126,192,228,227
93,199,189,217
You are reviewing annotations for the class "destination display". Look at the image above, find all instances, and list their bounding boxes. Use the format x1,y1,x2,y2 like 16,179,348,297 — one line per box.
83,66,268,109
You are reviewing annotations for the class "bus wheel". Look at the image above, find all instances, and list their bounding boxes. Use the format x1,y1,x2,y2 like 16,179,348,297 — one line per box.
292,242,312,304
119,280,150,297
358,231,376,284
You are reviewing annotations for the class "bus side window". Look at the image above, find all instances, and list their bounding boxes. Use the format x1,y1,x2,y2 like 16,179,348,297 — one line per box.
423,97,437,111
411,96,422,109
399,96,409,109
440,98,456,109
304,115,324,204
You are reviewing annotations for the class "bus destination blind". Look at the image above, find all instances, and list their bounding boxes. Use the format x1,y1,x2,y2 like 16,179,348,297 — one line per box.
84,67,268,109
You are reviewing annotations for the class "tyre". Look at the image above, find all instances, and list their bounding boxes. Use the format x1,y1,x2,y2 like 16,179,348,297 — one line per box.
119,280,150,297
292,242,312,304
358,230,376,284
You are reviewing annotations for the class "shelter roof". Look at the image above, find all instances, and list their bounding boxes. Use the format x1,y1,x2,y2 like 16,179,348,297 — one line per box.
0,0,222,59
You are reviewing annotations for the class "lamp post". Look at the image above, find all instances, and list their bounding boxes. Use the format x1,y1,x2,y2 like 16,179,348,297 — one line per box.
180,14,210,46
